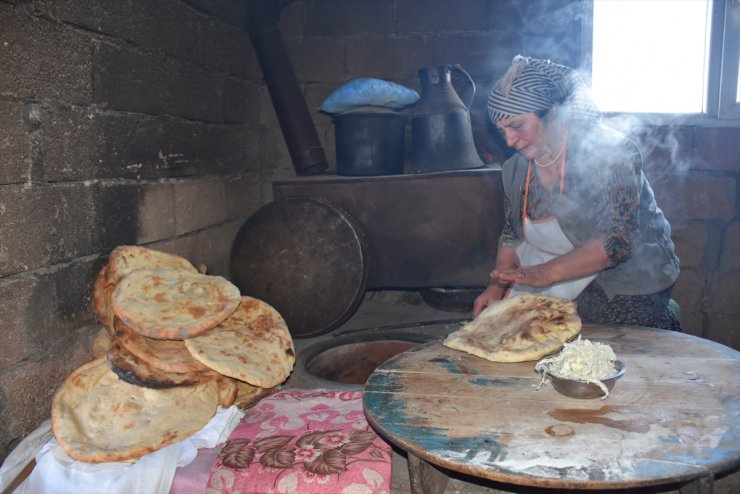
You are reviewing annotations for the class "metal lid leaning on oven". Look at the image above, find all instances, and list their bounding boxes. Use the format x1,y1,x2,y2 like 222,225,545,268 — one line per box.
230,196,368,338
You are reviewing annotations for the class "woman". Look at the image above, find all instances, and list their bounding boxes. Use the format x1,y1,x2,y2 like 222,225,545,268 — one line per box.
473,55,681,331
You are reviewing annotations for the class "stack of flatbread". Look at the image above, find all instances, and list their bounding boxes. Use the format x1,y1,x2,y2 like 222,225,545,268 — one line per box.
443,293,582,363
52,245,296,463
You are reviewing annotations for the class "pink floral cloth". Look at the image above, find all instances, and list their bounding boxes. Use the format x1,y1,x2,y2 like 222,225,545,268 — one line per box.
206,389,392,494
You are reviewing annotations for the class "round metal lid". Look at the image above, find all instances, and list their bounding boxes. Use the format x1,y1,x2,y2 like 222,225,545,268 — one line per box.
230,196,368,338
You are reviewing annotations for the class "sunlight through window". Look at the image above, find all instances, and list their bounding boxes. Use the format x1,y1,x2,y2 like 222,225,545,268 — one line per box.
592,0,711,113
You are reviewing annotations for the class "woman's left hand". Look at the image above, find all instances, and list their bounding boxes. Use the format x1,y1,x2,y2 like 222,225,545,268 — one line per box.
491,264,555,288
492,239,610,289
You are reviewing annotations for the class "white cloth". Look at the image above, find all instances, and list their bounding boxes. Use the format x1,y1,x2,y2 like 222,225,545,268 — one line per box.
0,418,53,493
508,216,596,300
0,406,244,494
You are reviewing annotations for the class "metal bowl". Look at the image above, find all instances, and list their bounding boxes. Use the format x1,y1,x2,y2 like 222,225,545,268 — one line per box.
546,360,626,399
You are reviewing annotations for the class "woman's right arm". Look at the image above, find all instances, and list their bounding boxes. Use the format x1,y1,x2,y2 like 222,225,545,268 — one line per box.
472,244,519,318
473,192,521,318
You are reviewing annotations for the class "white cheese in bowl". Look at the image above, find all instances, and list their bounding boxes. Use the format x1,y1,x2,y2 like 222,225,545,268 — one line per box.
535,336,618,397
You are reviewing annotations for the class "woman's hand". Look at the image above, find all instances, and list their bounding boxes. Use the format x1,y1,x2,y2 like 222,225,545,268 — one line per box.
494,239,610,290
472,284,505,318
492,264,557,288
473,245,519,318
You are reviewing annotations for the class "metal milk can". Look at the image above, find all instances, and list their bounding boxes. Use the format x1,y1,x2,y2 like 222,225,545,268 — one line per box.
411,64,484,173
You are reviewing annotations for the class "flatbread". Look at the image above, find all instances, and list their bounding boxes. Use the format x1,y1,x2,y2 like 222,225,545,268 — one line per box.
111,268,241,340
92,246,198,331
443,293,582,363
91,327,112,359
216,377,239,408
91,264,114,334
107,340,218,388
234,381,274,409
114,317,213,374
51,358,221,463
185,296,295,388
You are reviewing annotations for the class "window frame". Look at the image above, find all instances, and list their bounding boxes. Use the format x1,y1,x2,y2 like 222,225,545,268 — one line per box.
582,0,740,124
707,0,740,119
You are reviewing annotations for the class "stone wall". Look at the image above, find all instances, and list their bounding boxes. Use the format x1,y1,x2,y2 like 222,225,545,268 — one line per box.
0,0,738,463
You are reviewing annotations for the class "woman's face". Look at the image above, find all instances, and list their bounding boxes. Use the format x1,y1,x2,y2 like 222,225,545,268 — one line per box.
495,112,545,161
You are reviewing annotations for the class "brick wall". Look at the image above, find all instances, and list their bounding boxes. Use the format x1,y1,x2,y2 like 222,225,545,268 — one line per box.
1,0,738,463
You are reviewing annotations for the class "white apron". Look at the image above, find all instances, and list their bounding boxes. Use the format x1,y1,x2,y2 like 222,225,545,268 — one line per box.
507,216,597,300
507,137,597,301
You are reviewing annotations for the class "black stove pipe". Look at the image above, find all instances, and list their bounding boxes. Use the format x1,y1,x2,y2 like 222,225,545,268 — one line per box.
246,0,328,176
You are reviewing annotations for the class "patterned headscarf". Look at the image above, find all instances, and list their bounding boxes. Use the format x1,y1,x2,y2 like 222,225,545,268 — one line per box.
487,55,601,123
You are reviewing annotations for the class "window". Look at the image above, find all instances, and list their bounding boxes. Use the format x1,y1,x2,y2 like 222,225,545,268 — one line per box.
588,0,739,119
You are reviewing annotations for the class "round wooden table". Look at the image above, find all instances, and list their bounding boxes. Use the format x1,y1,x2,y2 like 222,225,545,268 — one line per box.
363,325,740,493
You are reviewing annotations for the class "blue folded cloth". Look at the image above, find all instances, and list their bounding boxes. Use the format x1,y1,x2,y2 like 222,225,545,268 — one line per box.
320,78,419,114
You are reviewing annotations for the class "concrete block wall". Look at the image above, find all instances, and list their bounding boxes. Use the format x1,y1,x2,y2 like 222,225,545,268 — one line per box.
640,125,740,349
0,0,738,464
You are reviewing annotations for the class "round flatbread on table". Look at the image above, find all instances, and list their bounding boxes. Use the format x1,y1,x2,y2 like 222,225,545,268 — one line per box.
91,327,112,359
111,268,242,340
92,246,198,332
185,296,295,388
107,340,218,388
443,293,582,362
215,377,239,408
234,381,275,409
92,264,113,333
114,317,213,374
51,358,222,463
